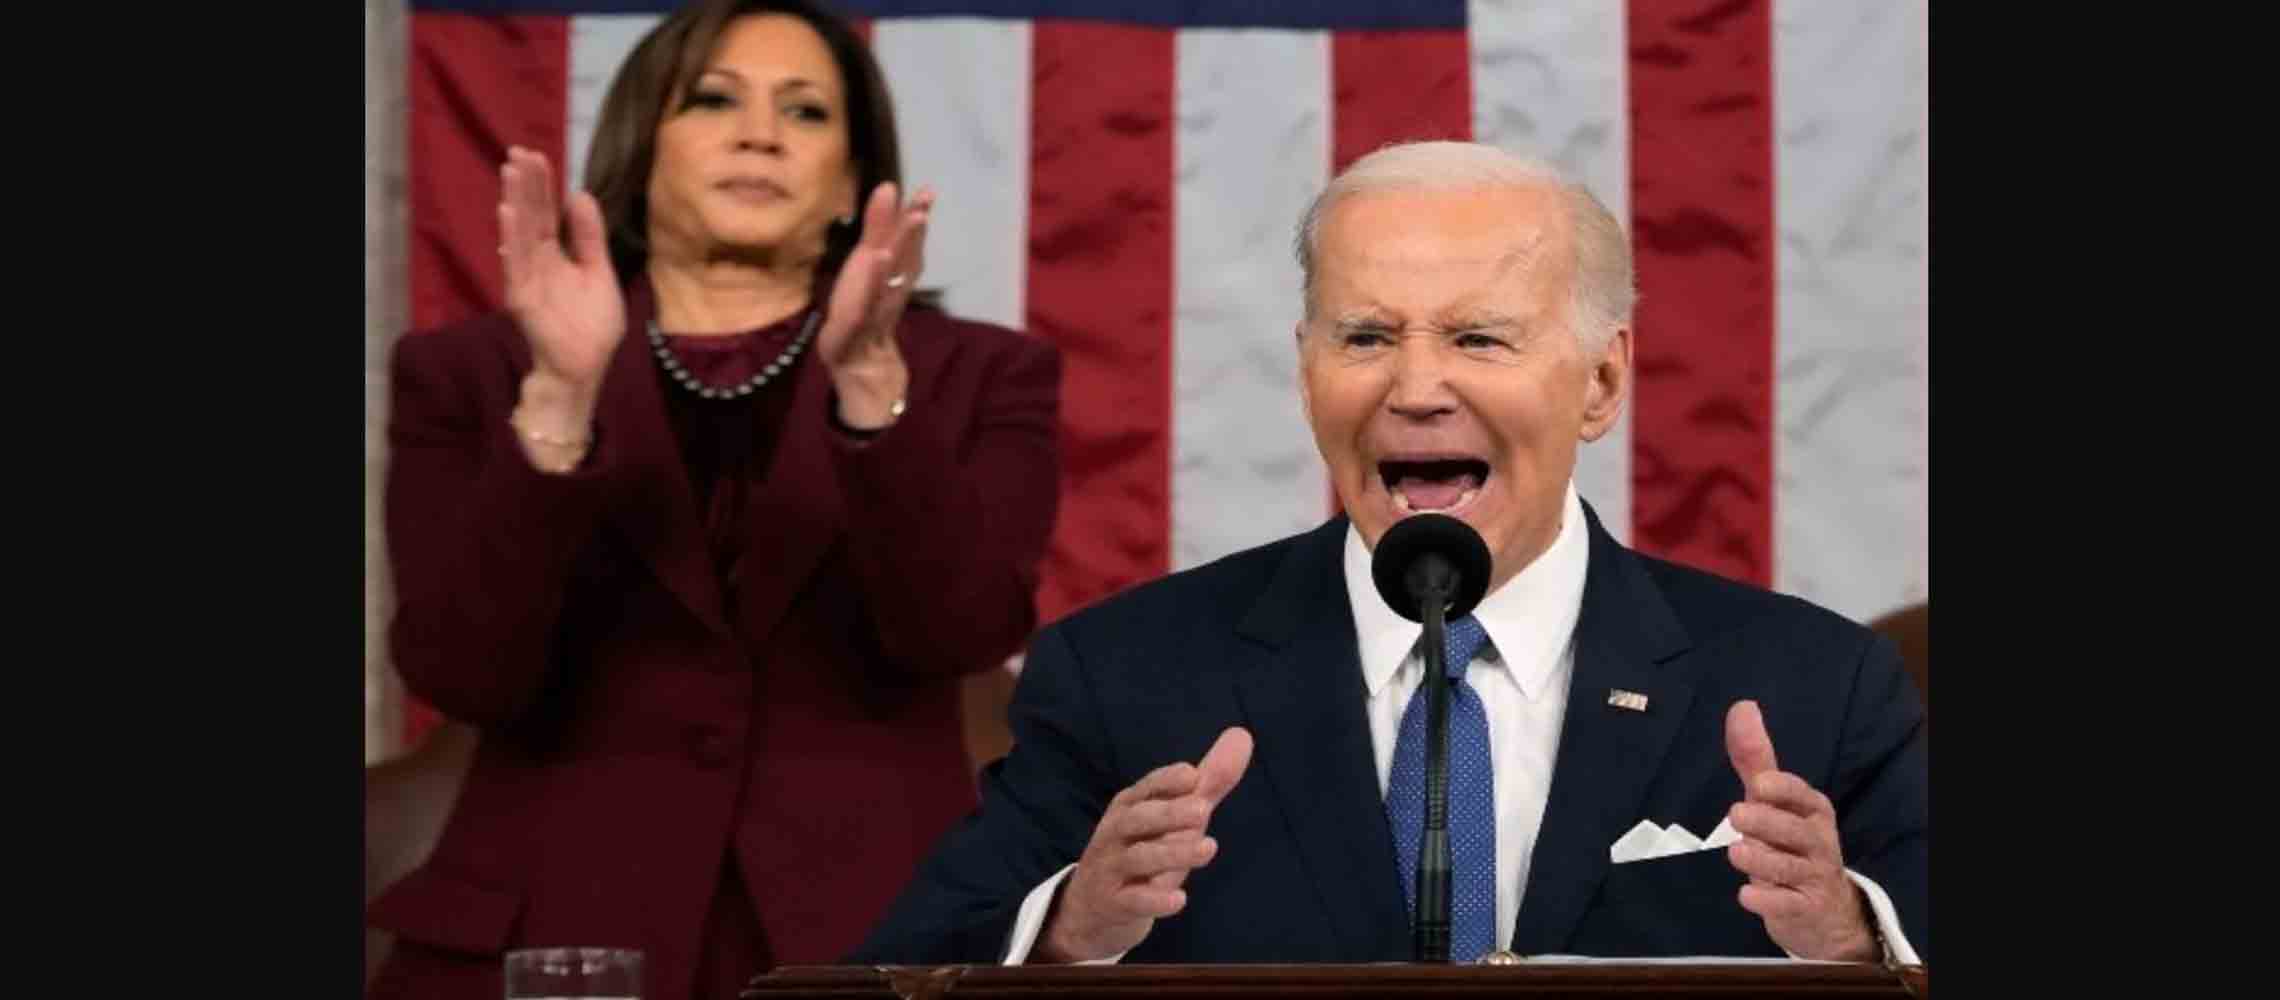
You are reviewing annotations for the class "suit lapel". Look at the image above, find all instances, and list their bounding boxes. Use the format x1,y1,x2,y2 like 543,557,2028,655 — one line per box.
1230,517,1413,962
1508,502,1696,955
730,338,842,644
599,281,731,637
596,281,850,644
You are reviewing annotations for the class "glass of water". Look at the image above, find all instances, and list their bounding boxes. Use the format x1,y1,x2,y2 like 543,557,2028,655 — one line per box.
503,947,643,999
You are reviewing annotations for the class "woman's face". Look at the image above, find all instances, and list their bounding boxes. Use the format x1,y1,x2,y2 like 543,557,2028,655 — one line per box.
646,13,859,265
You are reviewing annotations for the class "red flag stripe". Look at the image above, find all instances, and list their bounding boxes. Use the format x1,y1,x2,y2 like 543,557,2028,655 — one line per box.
1025,22,1176,623
408,13,570,335
1625,0,1776,586
1330,29,1473,175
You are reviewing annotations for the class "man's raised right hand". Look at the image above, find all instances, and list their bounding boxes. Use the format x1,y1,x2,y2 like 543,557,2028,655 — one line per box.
1034,727,1254,963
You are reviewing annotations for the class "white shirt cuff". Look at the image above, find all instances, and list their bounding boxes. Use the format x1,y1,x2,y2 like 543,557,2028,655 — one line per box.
1001,863,1131,965
1780,868,1921,966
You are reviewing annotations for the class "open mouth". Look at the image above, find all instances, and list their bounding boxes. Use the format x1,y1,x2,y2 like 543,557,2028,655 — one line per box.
1378,457,1490,514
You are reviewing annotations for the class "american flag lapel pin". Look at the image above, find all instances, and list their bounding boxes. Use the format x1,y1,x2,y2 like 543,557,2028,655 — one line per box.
1607,689,1649,712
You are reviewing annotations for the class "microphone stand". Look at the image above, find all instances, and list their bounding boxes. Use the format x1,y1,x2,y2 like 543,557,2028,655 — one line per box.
1414,574,1454,963
1376,514,1489,965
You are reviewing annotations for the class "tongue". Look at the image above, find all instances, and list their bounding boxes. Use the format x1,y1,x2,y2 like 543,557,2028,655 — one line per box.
1396,474,1477,510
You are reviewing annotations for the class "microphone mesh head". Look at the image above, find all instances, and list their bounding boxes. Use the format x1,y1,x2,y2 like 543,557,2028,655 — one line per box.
1369,513,1492,622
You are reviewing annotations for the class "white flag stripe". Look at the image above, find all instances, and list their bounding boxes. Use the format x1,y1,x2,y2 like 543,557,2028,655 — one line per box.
1173,28,1333,570
1772,0,1929,622
567,15,663,196
872,18,1033,331
1468,0,1633,547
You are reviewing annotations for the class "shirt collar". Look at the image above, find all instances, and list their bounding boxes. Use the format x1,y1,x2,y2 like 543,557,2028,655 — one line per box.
1343,480,1590,701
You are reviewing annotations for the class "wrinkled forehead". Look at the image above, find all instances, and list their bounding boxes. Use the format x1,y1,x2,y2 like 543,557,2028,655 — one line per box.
1315,185,1575,305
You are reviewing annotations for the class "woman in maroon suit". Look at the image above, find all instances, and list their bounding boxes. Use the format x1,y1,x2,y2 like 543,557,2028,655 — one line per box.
365,3,1061,998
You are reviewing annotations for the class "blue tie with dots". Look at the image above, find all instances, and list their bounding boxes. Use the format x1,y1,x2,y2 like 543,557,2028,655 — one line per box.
1384,613,1496,962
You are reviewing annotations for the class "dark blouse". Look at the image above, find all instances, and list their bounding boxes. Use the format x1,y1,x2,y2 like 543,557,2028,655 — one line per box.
650,308,813,621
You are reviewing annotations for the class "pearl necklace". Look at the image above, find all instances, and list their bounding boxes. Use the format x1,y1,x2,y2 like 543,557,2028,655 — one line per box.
647,309,821,401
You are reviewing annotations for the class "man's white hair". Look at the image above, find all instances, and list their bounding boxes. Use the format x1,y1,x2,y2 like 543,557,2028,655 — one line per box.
1293,140,1635,352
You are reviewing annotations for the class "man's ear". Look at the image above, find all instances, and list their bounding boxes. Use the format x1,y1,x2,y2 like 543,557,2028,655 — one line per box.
1580,325,1631,442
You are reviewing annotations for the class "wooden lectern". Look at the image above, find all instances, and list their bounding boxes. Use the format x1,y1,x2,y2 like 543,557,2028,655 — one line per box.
742,961,1928,999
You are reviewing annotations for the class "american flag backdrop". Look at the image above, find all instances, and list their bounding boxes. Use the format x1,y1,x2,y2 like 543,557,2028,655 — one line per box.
364,0,1927,759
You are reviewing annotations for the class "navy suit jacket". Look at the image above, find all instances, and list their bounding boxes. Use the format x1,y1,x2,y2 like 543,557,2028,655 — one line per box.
851,504,1927,964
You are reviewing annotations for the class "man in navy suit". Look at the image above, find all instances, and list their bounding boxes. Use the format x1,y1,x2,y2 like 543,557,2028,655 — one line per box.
851,141,1926,967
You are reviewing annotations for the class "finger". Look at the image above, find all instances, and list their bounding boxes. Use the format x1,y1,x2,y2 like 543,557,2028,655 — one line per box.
1737,881,1808,921
1727,837,1818,890
1110,796,1211,844
824,244,886,337
1141,831,1212,890
843,244,883,313
1108,883,1187,919
1109,762,1201,812
1741,771,1835,823
499,149,560,287
1147,866,1193,890
508,147,560,249
1725,700,1779,793
1194,727,1254,807
566,190,612,275
497,150,522,218
882,205,929,295
498,158,528,271
522,147,559,217
1108,833,1198,882
498,197,527,296
886,186,935,272
1726,800,1829,858
1110,833,1217,882
856,181,901,253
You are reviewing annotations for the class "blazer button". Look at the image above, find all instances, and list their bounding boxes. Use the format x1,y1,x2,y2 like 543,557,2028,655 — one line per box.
686,726,733,769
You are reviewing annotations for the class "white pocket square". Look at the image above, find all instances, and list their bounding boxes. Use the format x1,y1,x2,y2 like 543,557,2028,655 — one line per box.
1609,817,1740,863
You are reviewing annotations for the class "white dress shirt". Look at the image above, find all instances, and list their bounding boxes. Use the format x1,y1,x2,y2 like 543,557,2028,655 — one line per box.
1349,480,1590,953
1001,482,1918,965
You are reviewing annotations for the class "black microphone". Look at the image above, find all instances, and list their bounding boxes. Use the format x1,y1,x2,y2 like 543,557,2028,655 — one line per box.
1370,513,1491,963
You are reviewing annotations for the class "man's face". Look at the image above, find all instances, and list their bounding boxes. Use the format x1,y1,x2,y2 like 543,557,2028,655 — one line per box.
1297,183,1630,592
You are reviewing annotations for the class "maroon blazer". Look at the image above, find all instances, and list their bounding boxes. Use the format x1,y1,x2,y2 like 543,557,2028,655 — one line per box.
365,282,1061,1000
